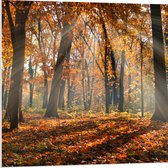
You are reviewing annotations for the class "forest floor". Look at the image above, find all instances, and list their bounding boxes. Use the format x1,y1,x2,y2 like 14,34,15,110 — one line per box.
2,111,168,166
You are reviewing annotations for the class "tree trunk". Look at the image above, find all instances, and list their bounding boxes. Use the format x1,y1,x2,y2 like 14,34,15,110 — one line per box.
150,4,168,122
140,42,144,117
3,89,8,111
109,50,117,106
28,56,34,107
128,65,132,102
105,71,110,113
36,18,49,109
101,18,110,113
58,80,66,109
112,83,118,106
118,51,125,112
58,35,71,109
85,60,91,110
45,21,73,117
7,31,25,129
2,83,5,109
67,80,75,110
82,65,87,110
42,70,48,108
2,67,7,110
165,22,168,46
67,78,72,109
5,2,32,130
3,68,10,119
88,51,95,109
104,46,110,114
81,47,87,110
18,84,24,122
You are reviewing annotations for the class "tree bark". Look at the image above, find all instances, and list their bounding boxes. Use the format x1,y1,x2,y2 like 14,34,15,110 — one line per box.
150,4,168,122
3,90,8,111
109,50,117,106
88,56,95,110
67,79,75,109
28,56,34,107
102,20,110,113
140,42,144,117
118,51,125,112
18,84,24,122
2,67,9,110
128,65,132,102
67,78,72,109
165,22,168,46
58,80,66,109
42,69,48,108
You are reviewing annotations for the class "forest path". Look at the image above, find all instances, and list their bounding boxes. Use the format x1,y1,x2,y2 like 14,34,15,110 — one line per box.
2,112,168,166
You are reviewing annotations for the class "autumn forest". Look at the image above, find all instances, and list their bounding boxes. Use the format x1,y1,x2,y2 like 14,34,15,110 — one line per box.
2,0,168,166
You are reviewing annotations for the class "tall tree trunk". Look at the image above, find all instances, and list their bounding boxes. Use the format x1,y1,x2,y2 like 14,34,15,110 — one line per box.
113,82,118,106
7,28,25,129
29,84,33,107
110,50,117,106
18,84,24,122
28,56,34,107
67,79,75,110
5,2,32,130
88,50,95,109
29,64,37,108
3,66,11,115
3,90,8,111
42,69,48,108
2,84,5,110
150,4,168,121
82,61,87,110
36,18,49,109
140,42,144,117
101,17,110,113
118,51,125,112
2,67,7,110
58,80,66,109
58,36,71,109
128,65,132,102
67,78,72,109
45,21,73,117
85,60,91,110
104,51,110,113
81,40,87,110
4,68,10,119
165,22,168,46
2,4,5,28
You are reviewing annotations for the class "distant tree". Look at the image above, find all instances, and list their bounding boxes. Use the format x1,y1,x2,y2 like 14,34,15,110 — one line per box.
109,50,118,106
118,51,125,112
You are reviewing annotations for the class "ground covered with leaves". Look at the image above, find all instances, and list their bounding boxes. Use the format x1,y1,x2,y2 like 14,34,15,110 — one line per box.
2,111,168,166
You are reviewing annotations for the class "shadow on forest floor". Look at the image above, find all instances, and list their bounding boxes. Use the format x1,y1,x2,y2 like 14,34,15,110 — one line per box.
2,112,168,166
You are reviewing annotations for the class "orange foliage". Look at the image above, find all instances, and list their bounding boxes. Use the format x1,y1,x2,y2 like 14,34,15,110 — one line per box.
2,113,168,166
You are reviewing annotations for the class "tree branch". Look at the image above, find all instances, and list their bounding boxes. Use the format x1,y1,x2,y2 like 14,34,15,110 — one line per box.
5,1,15,45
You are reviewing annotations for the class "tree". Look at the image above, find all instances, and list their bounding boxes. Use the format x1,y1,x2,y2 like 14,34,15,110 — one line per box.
45,19,74,117
5,1,32,130
28,56,38,107
109,50,118,106
150,4,168,122
118,51,125,112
